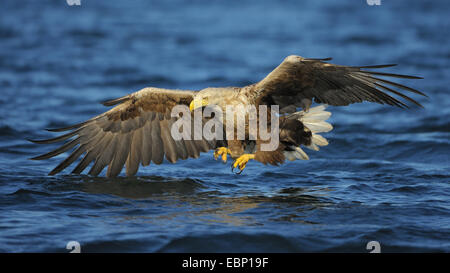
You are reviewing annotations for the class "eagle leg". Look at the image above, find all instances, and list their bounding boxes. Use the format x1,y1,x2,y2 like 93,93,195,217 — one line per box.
231,154,255,174
214,147,232,163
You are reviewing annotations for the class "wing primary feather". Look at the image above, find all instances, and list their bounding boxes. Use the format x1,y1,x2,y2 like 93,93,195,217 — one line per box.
195,139,211,152
358,70,423,79
160,119,178,163
107,133,132,177
28,128,82,144
350,74,409,108
151,119,164,164
72,150,99,175
141,121,153,166
71,131,107,174
72,151,93,174
373,82,424,107
88,133,117,176
126,129,142,176
45,116,103,132
48,144,86,175
169,117,188,160
30,137,80,160
352,64,397,69
183,139,200,158
367,75,428,97
45,122,88,132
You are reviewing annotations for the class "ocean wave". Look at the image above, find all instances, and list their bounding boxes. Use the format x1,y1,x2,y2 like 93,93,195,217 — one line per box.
0,125,20,137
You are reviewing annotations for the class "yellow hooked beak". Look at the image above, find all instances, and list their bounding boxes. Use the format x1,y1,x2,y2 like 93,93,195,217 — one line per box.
189,98,209,111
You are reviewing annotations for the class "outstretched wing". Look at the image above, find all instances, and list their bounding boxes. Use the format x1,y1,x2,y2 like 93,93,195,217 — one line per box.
251,55,427,113
30,87,216,177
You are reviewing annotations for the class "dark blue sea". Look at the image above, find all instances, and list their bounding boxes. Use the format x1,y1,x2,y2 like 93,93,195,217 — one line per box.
0,0,449,253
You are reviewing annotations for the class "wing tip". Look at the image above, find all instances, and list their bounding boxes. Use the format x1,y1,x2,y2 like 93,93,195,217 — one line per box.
30,155,48,161
26,137,59,144
356,64,398,69
26,138,40,144
45,120,89,132
48,170,58,176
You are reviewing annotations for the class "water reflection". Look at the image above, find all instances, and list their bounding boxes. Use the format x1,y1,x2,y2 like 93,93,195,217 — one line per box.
76,176,331,226
81,175,205,198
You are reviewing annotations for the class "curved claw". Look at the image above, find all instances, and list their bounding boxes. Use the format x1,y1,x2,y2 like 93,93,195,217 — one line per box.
230,154,255,175
231,161,243,174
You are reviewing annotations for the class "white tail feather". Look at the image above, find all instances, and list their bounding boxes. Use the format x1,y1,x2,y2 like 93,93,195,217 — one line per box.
294,146,309,160
305,142,319,151
285,151,297,161
300,105,333,134
283,105,332,161
301,111,331,122
303,121,333,133
311,134,329,146
305,104,327,113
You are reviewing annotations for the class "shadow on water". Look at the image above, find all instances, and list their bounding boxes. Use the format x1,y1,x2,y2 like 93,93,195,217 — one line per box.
61,175,333,227
80,175,206,198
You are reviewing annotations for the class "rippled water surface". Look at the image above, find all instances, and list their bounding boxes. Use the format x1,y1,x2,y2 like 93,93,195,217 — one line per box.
0,0,449,252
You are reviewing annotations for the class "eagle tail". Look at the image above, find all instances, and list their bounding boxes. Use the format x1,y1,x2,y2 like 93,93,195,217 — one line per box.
284,105,333,161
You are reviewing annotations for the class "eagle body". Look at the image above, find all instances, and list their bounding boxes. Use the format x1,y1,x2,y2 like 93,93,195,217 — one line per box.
31,55,426,177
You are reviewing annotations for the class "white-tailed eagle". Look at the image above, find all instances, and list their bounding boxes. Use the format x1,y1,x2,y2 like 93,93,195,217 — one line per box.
30,55,426,177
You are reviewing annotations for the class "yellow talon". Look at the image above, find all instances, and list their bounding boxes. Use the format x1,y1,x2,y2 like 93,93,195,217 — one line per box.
232,154,255,174
214,147,231,163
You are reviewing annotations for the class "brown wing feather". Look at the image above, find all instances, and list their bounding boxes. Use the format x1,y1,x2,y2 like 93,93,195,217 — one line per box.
30,87,217,177
250,55,426,113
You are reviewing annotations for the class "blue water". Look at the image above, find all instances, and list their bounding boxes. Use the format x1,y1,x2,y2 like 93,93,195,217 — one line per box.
0,0,449,252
